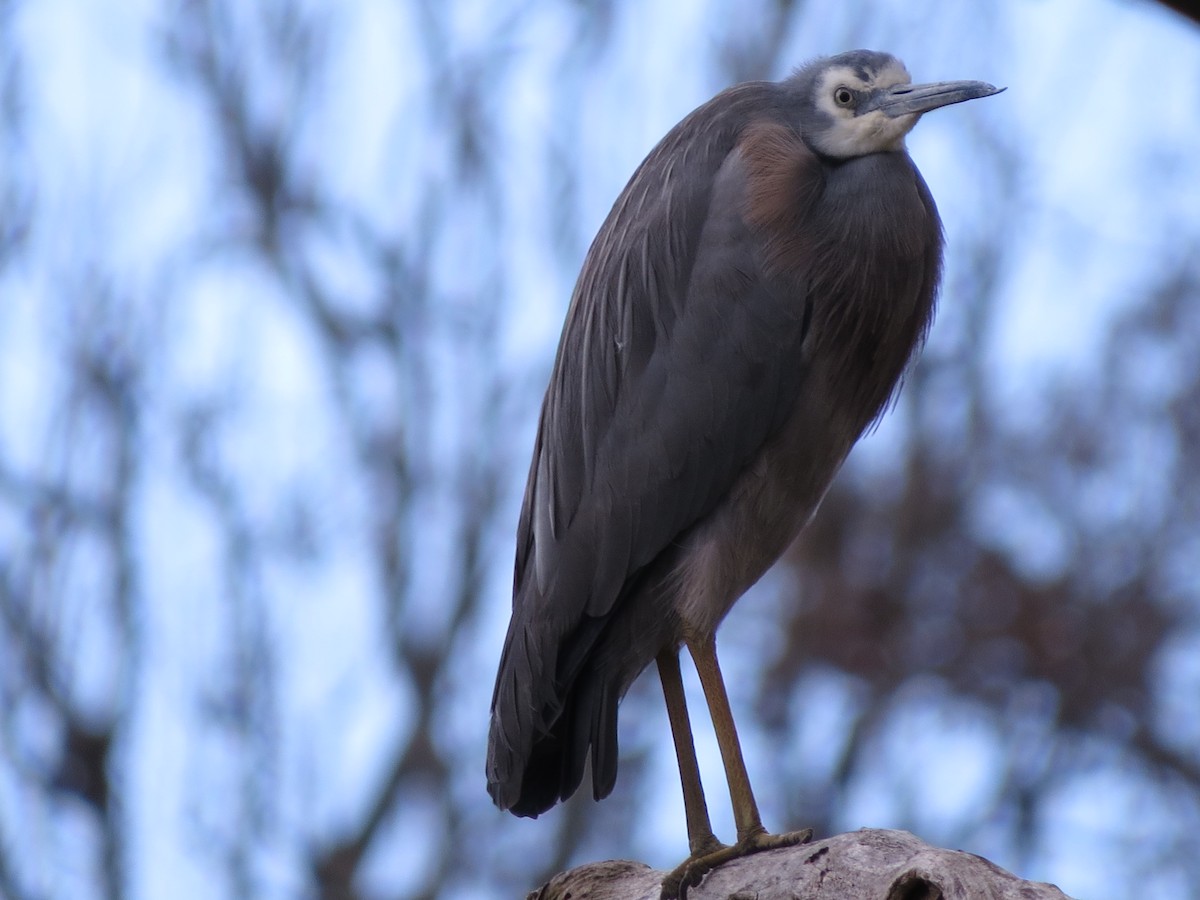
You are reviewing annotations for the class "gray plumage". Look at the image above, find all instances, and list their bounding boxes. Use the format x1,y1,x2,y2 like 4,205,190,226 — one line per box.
487,50,1001,821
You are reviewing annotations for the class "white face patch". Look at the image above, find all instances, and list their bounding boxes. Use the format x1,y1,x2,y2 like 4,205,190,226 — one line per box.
810,61,920,159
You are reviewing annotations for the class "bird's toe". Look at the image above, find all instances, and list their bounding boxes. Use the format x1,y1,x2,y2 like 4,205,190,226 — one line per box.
659,828,812,898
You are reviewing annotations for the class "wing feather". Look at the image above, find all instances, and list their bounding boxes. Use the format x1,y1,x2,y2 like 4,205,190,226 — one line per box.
488,82,826,813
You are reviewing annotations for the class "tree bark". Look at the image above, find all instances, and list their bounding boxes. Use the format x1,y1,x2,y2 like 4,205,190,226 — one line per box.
528,828,1074,900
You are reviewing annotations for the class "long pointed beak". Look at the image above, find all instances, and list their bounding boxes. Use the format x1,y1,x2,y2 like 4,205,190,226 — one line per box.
869,80,1005,118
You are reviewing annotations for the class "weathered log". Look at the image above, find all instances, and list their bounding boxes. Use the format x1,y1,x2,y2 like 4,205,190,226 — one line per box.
528,828,1074,900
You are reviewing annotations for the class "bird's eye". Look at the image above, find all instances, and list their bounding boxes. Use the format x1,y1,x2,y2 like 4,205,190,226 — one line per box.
834,87,855,107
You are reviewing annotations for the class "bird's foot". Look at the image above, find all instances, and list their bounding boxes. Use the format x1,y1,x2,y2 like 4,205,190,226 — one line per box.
659,827,813,899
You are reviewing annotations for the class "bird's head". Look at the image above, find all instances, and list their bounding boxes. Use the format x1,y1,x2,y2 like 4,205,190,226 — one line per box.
788,50,1003,159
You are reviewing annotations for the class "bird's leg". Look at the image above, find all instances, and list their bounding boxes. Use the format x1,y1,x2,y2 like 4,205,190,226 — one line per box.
690,636,768,842
656,650,724,857
663,636,811,897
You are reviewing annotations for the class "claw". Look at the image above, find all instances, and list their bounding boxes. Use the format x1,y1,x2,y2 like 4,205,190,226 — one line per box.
660,828,813,898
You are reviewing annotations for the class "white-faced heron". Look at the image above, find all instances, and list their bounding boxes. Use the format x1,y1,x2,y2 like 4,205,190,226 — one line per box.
487,49,1003,896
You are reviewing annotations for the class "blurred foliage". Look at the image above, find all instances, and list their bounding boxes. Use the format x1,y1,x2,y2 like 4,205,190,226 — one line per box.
1,1,1198,898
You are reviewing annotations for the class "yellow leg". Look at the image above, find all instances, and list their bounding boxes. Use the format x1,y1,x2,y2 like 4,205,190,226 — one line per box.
689,636,764,841
656,651,724,857
659,637,811,899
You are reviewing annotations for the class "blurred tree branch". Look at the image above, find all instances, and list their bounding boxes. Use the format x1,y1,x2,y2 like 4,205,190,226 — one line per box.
1153,1,1200,26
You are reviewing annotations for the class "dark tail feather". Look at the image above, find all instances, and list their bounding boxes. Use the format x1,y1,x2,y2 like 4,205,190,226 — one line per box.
563,674,619,804
487,556,676,816
487,654,620,818
588,681,619,801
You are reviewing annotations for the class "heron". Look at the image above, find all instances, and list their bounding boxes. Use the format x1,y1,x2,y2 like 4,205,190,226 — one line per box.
487,50,1003,896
